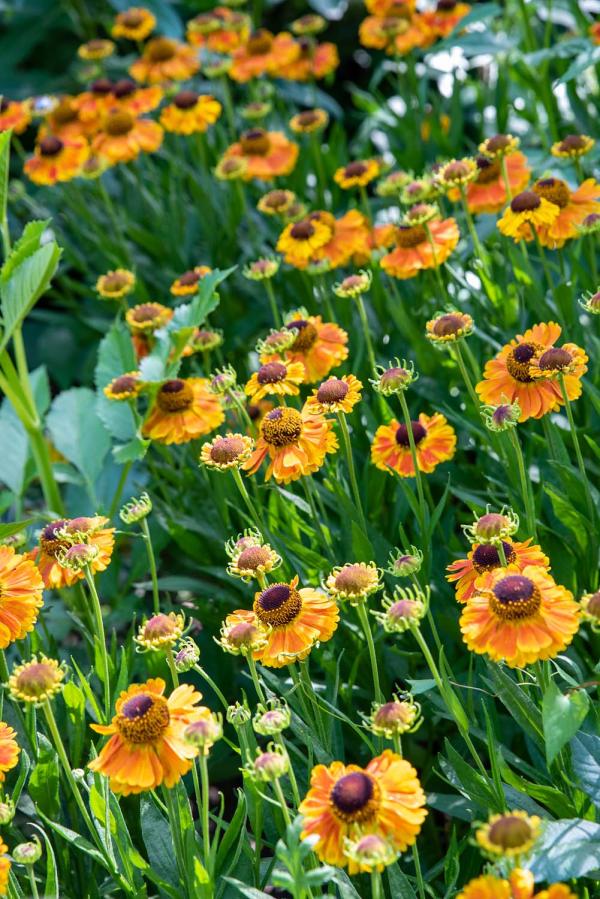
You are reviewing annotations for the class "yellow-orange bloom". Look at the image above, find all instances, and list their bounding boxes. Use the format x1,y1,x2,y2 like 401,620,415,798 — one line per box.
371,413,456,477
278,39,339,81
497,190,559,242
0,98,31,134
0,724,19,783
222,129,298,181
261,312,348,383
334,159,380,190
142,378,224,445
129,37,199,85
245,360,305,402
187,8,250,53
229,29,299,83
160,90,221,135
446,539,549,603
0,546,43,648
380,218,459,279
476,322,587,421
533,177,600,248
170,266,212,296
112,7,156,41
449,152,530,214
306,374,362,414
109,79,163,116
460,565,580,668
243,402,337,483
93,109,163,164
89,678,208,794
31,517,115,589
24,136,88,186
299,751,427,870
458,871,576,899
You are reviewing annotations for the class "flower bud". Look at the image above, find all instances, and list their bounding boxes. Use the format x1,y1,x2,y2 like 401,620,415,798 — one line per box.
13,838,42,865
174,638,201,672
120,492,152,524
253,699,291,736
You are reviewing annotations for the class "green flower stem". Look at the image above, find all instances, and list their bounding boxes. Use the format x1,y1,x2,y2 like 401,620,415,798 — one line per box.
452,343,480,411
508,428,537,537
412,845,426,899
246,654,267,705
43,703,134,895
264,279,281,327
559,375,595,522
108,461,132,521
299,660,327,748
359,185,372,224
392,732,403,757
337,413,368,532
354,294,378,376
229,391,255,434
164,785,193,898
301,478,335,563
27,867,40,899
232,468,267,534
356,602,383,704
587,234,598,286
274,733,301,807
310,132,326,208
199,754,212,876
371,871,383,899
288,664,317,734
459,186,489,274
397,391,428,527
500,156,513,202
533,230,555,298
272,778,292,829
220,76,236,138
423,222,447,300
140,517,160,615
193,664,229,710
497,542,508,567
84,566,111,721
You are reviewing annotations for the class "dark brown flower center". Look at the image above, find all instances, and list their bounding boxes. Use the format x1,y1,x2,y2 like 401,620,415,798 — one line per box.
290,220,315,240
132,303,163,323
178,270,201,286
118,693,170,743
437,0,457,10
444,160,471,181
174,90,198,110
317,378,349,404
40,520,68,557
147,37,176,62
240,128,270,156
558,134,585,153
210,436,245,464
488,816,533,849
0,98,9,113
476,156,501,184
297,110,319,127
330,772,379,823
486,134,511,153
287,319,318,352
91,78,113,95
247,29,273,55
236,546,271,570
105,110,134,136
111,375,138,395
472,541,515,574
122,10,144,27
491,575,541,620
533,178,570,209
510,191,541,213
257,362,287,384
537,347,572,372
432,313,465,337
396,421,427,446
586,592,600,617
506,342,542,382
39,136,63,157
264,190,289,209
261,407,303,446
156,379,194,412
344,161,368,178
254,583,302,626
395,224,426,248
112,79,137,99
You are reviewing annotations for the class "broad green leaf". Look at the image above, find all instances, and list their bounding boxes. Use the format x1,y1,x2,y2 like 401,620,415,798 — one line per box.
529,818,600,881
556,45,600,85
0,219,49,282
215,790,247,874
222,879,271,899
29,825,59,899
62,680,86,767
29,737,60,819
46,387,111,487
484,664,543,745
140,797,178,887
0,239,61,351
0,415,28,494
113,436,149,464
94,323,137,442
386,864,418,898
542,681,589,766
37,811,108,869
571,733,600,812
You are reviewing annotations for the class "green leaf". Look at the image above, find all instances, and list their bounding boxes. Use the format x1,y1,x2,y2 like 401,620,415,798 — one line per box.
29,825,59,899
46,387,111,487
484,664,543,745
29,737,60,819
62,681,86,767
215,790,246,874
556,45,600,85
94,323,137,442
0,239,61,351
542,681,590,766
140,797,178,887
113,436,149,464
530,818,600,881
0,131,10,239
1,220,49,282
222,879,271,898
386,864,418,898
37,811,108,869
571,733,600,812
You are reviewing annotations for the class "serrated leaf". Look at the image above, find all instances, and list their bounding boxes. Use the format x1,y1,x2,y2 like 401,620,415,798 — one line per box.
543,682,589,766
0,240,61,351
570,732,600,812
1,220,49,282
46,387,111,486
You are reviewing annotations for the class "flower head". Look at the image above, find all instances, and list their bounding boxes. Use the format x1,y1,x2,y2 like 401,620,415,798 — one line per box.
0,724,20,783
184,712,223,756
243,258,280,281
227,701,252,726
200,433,255,471
580,590,600,631
257,189,296,216
481,400,521,432
135,612,185,652
214,156,248,180
245,744,289,782
143,378,224,445
170,265,211,297
577,213,600,237
497,190,559,242
120,492,152,524
291,14,327,36
89,678,208,794
253,699,291,736
9,656,66,706
334,159,380,190
96,269,135,300
551,134,594,159
227,536,281,582
343,833,399,873
386,546,423,578
0,545,44,647
126,303,172,335
160,92,221,135
112,7,156,41
307,374,362,415
174,638,201,672
245,360,305,402
426,311,473,346
56,542,99,572
478,133,520,159
333,271,372,299
475,811,541,859
325,562,382,605
12,838,42,865
129,37,200,85
216,616,270,657
222,129,299,182
365,694,422,738
463,507,519,545
377,170,413,198
371,359,417,395
435,157,478,190
373,585,428,633
290,108,329,134
380,217,459,279
34,516,114,589
78,38,114,60
24,136,88,186
371,413,456,478
447,538,549,604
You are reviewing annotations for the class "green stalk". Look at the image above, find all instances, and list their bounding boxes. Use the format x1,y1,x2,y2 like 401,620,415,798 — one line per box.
558,375,595,522
27,868,40,899
412,845,426,899
264,279,281,327
246,654,267,705
310,132,327,208
84,567,111,721
371,871,383,899
356,602,383,704
193,664,229,710
508,428,536,537
140,518,160,615
397,391,428,527
199,754,212,876
272,779,292,829
231,468,267,534
453,343,481,411
354,294,378,376
301,477,335,563
337,412,367,532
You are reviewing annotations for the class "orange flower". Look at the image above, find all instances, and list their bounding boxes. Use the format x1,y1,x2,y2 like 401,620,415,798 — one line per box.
89,678,208,795
0,546,43,649
93,109,163,164
460,566,580,668
476,322,586,421
243,402,337,483
75,79,117,130
0,97,31,134
187,8,250,53
262,312,348,383
420,0,471,40
170,266,212,296
142,378,224,445
533,177,600,248
299,750,427,870
366,0,416,14
449,152,530,214
129,37,199,85
24,136,88,185
0,840,10,896
32,517,115,589
160,90,221,135
497,190,559,242
277,215,334,267
590,21,600,45
371,413,456,477
229,29,299,83
446,539,549,603
225,576,339,667
306,374,362,415
245,360,305,402
222,129,298,181
112,7,156,41
458,871,577,899
359,14,430,56
334,159,380,190
278,39,339,80
380,218,459,279
109,79,163,116
314,210,371,270
44,95,93,139
0,723,19,782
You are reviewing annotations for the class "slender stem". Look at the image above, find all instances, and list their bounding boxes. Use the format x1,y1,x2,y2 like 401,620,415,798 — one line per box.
459,186,489,273
310,132,326,208
500,156,513,202
27,868,40,899
232,468,267,533
246,654,267,704
354,294,378,376
194,664,229,710
371,871,383,899
264,280,281,327
356,602,383,703
453,343,480,410
274,733,300,806
559,375,595,521
337,413,367,532
164,785,191,898
199,754,212,875
84,567,111,721
424,222,447,300
397,391,427,525
412,845,426,899
108,461,132,520
508,428,536,537
302,478,334,562
272,779,292,829
140,518,160,615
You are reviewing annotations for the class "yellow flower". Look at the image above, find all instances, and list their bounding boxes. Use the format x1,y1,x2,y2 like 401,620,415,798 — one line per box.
96,269,135,300
334,159,380,189
475,811,542,859
8,656,66,706
245,360,305,402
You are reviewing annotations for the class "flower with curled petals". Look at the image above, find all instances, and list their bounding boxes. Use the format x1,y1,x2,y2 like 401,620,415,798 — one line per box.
112,7,156,41
497,190,559,242
135,613,185,652
89,678,208,795
0,545,43,648
299,750,427,870
160,91,221,135
263,310,348,383
129,37,199,85
334,159,380,190
446,539,549,603
381,217,459,279
0,724,19,782
460,566,580,668
245,360,305,402
325,562,382,605
227,539,281,582
200,433,254,471
8,656,66,706
143,378,224,445
371,413,456,477
475,810,541,860
306,374,362,415
222,129,298,181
